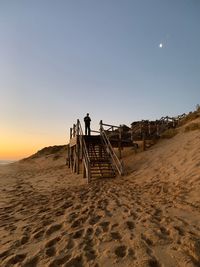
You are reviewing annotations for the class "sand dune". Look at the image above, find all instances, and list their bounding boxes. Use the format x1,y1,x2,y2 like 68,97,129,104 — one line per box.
0,119,200,267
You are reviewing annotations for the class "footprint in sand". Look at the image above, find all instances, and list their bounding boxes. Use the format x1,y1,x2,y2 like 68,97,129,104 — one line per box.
46,223,62,236
85,249,97,261
68,212,79,223
42,219,54,227
71,229,84,239
66,238,74,249
70,216,87,228
99,221,110,232
114,245,127,258
141,233,153,246
81,207,89,215
45,236,61,248
111,223,119,229
94,227,102,237
88,215,102,225
4,253,27,266
54,209,65,217
45,246,56,257
111,231,122,240
128,248,135,258
32,230,45,239
126,221,135,230
0,249,10,260
85,227,94,237
20,234,30,245
64,255,83,267
181,235,200,263
48,254,71,267
60,201,73,210
22,254,39,267
81,238,97,262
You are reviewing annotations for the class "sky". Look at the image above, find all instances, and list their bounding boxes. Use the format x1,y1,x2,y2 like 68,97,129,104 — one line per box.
0,0,200,160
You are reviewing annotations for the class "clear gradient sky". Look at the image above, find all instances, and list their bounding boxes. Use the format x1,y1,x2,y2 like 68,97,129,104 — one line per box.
0,0,200,160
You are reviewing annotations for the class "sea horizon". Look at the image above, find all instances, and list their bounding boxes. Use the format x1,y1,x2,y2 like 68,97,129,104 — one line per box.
0,160,16,165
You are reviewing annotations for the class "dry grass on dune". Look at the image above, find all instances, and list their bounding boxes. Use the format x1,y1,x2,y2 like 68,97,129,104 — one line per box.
22,145,67,161
0,117,200,267
185,122,200,132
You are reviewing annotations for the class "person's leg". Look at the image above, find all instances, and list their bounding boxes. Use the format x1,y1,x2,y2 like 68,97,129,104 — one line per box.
88,126,91,136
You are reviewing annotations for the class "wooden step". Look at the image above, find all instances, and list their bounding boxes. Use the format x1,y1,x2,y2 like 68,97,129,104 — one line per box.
83,135,117,179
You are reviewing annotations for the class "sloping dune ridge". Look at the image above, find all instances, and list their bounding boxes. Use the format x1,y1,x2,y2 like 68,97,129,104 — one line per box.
0,119,200,267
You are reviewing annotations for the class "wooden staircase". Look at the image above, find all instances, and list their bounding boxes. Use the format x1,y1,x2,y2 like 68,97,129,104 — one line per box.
68,119,123,183
84,136,115,179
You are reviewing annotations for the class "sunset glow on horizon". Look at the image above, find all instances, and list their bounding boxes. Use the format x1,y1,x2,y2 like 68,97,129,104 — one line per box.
0,132,65,160
1,1,200,160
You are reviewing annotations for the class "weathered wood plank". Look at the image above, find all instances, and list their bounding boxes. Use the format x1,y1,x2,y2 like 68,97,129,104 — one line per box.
70,136,78,147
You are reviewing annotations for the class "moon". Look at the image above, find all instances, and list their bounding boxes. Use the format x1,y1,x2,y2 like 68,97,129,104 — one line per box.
159,43,163,48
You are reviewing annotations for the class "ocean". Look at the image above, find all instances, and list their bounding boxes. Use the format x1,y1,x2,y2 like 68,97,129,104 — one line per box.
0,160,15,165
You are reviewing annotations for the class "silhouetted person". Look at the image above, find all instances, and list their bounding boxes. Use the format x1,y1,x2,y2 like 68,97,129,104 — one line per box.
84,113,91,135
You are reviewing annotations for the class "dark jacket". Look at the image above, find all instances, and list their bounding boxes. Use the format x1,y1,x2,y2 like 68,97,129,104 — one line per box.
84,116,91,125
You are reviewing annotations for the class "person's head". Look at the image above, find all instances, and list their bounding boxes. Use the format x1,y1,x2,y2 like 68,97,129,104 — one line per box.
87,113,89,116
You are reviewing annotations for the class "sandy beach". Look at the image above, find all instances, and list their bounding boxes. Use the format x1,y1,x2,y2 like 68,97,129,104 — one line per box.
0,119,200,267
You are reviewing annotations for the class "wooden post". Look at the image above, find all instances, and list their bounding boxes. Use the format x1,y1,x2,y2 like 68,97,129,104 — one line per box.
83,163,86,178
70,128,72,139
142,132,146,151
142,140,146,151
148,122,151,136
76,119,80,135
75,143,79,174
140,122,142,138
87,168,91,184
118,126,122,159
76,120,80,174
66,145,69,166
72,148,75,172
69,146,71,167
70,147,72,171
73,124,76,137
100,120,103,132
156,124,159,137
131,126,134,142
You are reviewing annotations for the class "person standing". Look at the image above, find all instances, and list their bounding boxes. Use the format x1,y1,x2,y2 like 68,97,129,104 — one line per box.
84,113,91,135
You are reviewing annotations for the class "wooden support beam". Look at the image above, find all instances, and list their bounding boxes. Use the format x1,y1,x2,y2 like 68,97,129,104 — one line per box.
142,139,146,151
73,124,76,137
118,126,122,159
70,136,78,147
72,147,76,173
70,128,72,139
76,139,80,174
83,163,86,178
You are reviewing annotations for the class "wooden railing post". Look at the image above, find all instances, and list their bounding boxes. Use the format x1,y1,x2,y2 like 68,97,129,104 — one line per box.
119,125,122,159
140,122,142,138
131,126,133,142
77,119,79,134
148,121,151,136
70,128,72,139
100,120,103,132
100,123,123,176
142,132,146,151
156,124,160,136
76,120,80,174
73,124,76,137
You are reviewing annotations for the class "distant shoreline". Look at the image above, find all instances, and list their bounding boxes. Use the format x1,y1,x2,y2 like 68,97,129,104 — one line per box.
0,160,16,165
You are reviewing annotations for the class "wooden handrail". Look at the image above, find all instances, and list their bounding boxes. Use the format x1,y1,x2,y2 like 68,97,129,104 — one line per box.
100,121,123,176
77,120,91,183
100,122,120,129
91,130,100,134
